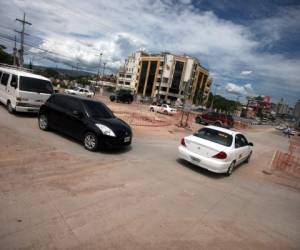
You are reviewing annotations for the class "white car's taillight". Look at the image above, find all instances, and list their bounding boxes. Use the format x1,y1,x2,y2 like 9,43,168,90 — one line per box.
181,138,186,147
213,151,227,159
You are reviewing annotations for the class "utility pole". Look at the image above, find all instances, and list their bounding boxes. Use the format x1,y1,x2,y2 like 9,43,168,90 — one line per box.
210,83,220,110
15,13,32,67
13,35,18,66
97,53,103,85
179,78,193,127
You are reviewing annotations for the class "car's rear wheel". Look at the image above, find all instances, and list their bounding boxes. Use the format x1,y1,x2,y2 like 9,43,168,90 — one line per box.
225,161,235,176
245,151,252,163
83,132,98,151
195,117,202,124
150,108,154,112
214,122,221,127
164,110,168,115
7,101,14,114
38,114,49,130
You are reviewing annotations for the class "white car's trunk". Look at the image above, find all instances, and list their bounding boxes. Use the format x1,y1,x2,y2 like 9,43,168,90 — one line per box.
185,135,227,158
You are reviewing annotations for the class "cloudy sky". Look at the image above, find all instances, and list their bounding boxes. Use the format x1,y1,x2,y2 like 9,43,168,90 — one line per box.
0,0,299,105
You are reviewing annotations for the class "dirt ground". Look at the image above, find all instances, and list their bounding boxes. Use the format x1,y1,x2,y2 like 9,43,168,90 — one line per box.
0,99,300,250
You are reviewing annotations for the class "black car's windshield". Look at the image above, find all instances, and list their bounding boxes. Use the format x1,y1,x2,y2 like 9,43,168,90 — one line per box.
83,100,115,119
19,76,53,94
194,128,233,147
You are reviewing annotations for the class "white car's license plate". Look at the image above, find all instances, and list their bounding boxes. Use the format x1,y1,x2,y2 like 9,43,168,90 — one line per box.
124,136,131,142
190,156,200,163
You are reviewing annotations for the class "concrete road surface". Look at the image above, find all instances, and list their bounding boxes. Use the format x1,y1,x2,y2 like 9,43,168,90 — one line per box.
0,104,299,250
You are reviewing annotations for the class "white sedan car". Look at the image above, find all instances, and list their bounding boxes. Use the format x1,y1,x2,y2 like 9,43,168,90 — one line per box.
178,126,253,176
149,104,177,115
65,87,94,98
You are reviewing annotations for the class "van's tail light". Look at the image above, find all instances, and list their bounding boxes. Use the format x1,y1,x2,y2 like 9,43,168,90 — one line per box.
213,151,227,159
181,138,186,147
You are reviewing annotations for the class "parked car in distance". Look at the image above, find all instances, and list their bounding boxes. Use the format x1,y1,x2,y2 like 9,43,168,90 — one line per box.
0,64,53,113
195,112,234,128
110,89,134,104
38,94,132,151
65,87,94,98
149,103,177,115
192,107,206,113
178,126,253,176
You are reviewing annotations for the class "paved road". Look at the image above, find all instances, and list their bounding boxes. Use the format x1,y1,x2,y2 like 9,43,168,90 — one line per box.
0,104,299,250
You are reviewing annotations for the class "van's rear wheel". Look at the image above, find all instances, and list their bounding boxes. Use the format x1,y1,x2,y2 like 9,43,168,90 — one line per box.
38,114,49,130
7,101,14,114
195,117,202,124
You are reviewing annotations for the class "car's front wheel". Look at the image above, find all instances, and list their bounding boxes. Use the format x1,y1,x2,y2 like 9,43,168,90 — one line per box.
7,101,15,114
83,132,99,151
38,114,49,130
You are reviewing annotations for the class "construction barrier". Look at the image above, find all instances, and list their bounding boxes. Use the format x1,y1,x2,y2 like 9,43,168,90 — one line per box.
234,120,250,129
270,149,300,178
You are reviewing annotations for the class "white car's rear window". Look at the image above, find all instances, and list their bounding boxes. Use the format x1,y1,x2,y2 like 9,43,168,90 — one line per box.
194,128,233,147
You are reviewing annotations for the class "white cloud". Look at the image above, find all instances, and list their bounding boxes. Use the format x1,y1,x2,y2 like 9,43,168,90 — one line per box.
241,70,252,75
225,83,255,96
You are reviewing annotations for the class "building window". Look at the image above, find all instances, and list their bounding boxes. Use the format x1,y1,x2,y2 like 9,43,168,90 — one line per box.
138,61,149,94
169,61,184,94
163,77,168,83
162,87,167,91
158,70,163,74
126,74,131,78
125,82,130,85
160,61,164,66
119,73,124,77
145,61,158,96
119,81,124,84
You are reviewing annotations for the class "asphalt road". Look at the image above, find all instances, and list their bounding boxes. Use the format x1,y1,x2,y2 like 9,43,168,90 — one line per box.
0,104,299,250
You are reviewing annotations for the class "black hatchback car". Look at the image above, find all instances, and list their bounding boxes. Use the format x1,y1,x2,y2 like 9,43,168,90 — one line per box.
110,90,134,104
38,94,132,151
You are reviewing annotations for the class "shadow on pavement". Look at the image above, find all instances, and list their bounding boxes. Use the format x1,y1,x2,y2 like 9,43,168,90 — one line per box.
176,158,226,179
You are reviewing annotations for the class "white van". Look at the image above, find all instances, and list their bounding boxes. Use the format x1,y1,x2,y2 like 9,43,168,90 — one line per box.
0,64,54,113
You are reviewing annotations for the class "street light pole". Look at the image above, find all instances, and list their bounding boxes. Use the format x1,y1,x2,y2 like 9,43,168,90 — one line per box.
97,53,103,85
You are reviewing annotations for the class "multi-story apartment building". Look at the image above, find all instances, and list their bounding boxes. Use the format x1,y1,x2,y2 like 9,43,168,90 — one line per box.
117,50,212,105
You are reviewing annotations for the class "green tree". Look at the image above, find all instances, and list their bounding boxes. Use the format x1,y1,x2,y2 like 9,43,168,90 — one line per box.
0,45,13,65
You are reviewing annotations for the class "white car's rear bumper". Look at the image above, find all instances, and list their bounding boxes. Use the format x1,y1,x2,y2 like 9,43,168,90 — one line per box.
178,145,231,173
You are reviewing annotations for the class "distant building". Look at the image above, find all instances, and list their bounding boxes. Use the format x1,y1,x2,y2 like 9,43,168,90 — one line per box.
294,99,300,118
117,50,212,105
294,99,300,128
246,96,272,116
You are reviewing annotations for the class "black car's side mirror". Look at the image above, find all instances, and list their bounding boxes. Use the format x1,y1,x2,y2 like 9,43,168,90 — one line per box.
72,110,83,118
248,142,254,146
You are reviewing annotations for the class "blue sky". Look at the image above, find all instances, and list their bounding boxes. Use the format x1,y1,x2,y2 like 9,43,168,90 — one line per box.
0,0,299,105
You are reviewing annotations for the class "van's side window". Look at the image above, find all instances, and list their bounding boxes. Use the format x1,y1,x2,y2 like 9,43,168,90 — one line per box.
10,75,18,87
0,73,9,86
